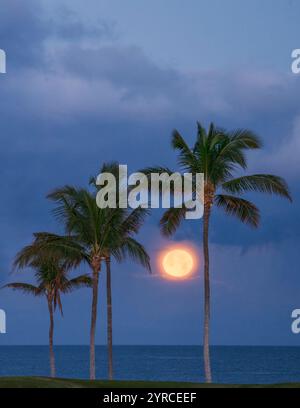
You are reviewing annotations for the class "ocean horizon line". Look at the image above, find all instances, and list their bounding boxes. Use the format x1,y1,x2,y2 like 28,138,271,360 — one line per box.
0,344,299,348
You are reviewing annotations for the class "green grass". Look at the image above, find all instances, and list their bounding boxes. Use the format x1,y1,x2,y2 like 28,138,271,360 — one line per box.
0,377,300,388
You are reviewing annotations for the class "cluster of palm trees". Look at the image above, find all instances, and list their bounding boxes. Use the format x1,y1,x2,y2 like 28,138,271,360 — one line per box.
3,123,291,383
5,174,151,380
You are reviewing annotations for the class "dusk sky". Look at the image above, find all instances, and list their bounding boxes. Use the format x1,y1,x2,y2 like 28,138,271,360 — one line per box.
0,0,300,346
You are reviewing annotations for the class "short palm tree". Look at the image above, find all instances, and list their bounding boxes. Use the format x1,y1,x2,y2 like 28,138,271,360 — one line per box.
142,123,292,383
3,238,92,378
42,177,150,380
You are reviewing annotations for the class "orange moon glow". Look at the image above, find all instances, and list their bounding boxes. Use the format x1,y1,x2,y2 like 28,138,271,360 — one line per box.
162,249,194,279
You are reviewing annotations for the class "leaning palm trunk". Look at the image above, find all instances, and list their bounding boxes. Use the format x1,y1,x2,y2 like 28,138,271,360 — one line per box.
90,265,100,380
106,257,113,380
47,299,56,378
203,202,212,383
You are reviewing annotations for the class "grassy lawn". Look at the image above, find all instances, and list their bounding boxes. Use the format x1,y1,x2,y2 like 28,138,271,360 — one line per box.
0,377,299,388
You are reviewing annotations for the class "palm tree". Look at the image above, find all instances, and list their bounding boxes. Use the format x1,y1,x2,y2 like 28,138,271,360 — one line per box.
3,239,92,378
92,162,151,380
142,123,292,383
42,177,150,380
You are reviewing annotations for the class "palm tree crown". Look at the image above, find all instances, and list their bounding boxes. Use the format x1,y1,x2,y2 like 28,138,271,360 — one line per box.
144,123,291,235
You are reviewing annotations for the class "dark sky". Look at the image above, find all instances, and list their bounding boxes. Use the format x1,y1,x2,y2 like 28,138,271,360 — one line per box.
0,0,300,346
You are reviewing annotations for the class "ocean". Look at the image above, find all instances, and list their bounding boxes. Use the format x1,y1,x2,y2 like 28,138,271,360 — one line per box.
0,346,300,384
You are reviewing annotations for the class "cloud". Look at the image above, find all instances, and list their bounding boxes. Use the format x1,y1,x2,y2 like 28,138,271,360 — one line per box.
0,0,116,71
42,44,300,123
49,7,116,42
3,48,300,125
1,0,300,135
0,0,48,68
264,115,300,177
2,0,300,134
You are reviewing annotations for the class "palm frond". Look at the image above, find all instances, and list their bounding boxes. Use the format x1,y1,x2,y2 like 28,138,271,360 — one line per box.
222,174,292,201
227,129,262,149
211,129,262,180
3,282,43,296
33,233,88,267
195,122,207,148
171,130,198,171
160,206,187,237
114,237,151,272
121,207,150,235
62,274,93,293
215,194,260,228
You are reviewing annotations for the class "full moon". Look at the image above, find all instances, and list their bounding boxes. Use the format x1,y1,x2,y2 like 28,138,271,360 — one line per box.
162,249,194,279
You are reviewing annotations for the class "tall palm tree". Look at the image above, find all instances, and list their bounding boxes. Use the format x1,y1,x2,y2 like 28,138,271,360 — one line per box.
42,177,150,380
92,162,151,380
142,123,292,383
3,239,91,378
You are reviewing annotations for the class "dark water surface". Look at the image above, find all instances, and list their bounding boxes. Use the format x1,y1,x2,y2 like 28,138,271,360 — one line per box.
0,346,300,384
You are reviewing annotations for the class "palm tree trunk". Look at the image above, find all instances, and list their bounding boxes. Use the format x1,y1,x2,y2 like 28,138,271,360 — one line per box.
47,299,56,378
90,266,100,380
106,257,113,380
203,204,212,383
